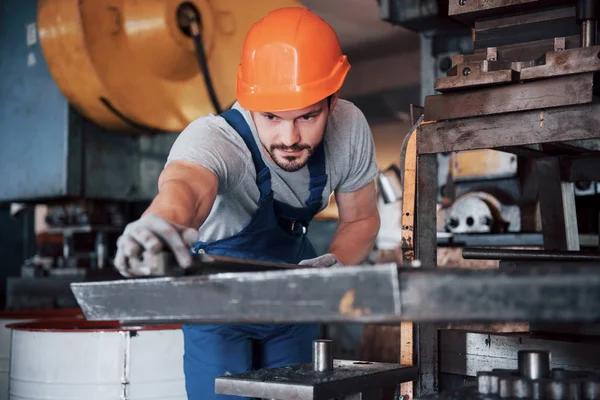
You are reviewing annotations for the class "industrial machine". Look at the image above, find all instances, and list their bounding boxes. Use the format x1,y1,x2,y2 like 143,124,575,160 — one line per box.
0,0,302,308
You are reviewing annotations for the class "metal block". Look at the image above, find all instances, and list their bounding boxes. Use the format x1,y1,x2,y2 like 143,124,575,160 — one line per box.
520,45,600,80
417,103,600,154
438,330,600,377
215,360,418,400
424,73,595,122
473,6,580,49
434,62,518,92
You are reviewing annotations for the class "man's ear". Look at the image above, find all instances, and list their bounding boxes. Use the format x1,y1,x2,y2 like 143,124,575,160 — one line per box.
328,91,340,112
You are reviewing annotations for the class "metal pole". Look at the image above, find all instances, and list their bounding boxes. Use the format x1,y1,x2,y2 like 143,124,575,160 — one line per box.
581,20,597,47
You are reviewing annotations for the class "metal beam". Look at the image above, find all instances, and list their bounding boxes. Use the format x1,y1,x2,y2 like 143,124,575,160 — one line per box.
72,264,600,325
424,73,595,122
417,103,600,154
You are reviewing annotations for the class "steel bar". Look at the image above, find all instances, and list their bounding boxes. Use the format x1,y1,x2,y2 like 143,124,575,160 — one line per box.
71,264,600,324
415,154,439,397
417,103,600,154
536,157,580,251
424,73,594,122
214,361,418,400
462,248,600,261
581,20,597,47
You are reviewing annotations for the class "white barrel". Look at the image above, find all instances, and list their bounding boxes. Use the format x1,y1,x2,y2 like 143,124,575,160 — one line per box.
0,310,83,400
7,319,186,400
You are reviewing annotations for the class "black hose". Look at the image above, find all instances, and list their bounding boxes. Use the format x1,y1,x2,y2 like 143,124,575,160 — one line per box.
190,24,223,115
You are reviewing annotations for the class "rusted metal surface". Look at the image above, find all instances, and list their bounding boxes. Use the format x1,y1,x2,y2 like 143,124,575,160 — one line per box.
451,150,517,181
401,122,419,264
435,42,599,92
424,73,595,122
434,62,517,92
520,45,600,80
414,154,439,397
417,103,600,154
215,360,418,400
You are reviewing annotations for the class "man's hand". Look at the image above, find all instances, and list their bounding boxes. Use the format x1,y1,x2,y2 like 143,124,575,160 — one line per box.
299,253,343,268
114,214,198,277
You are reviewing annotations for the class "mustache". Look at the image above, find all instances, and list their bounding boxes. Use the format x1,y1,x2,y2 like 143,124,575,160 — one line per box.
270,143,312,152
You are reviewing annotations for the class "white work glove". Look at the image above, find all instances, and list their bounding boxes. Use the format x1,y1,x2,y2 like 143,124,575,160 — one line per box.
298,253,343,268
114,214,198,277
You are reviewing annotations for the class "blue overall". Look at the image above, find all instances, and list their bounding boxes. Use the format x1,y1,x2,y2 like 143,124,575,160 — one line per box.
182,109,327,400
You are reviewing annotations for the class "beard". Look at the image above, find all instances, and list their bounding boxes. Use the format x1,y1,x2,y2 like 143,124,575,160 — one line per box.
266,143,314,172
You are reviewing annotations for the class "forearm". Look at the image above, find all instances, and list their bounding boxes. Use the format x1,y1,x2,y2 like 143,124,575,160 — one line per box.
143,179,200,228
328,213,380,265
142,161,218,229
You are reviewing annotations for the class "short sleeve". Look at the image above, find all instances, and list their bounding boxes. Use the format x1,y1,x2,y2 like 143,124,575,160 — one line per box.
336,107,378,193
165,116,249,194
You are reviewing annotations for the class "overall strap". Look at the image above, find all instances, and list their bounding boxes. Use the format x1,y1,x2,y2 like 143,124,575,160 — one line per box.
305,142,328,210
220,109,272,201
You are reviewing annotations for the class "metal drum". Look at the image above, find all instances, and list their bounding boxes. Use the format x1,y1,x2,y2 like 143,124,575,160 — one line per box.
0,309,83,400
7,319,185,400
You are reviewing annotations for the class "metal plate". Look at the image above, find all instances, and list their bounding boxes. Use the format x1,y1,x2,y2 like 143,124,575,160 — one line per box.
448,0,572,25
424,73,595,122
215,361,418,400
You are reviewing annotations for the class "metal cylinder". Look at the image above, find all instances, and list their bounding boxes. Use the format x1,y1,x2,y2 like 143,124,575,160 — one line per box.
581,20,597,47
499,377,513,398
513,377,533,399
547,380,569,400
584,379,600,400
312,340,333,372
532,380,544,400
478,372,493,394
518,350,551,380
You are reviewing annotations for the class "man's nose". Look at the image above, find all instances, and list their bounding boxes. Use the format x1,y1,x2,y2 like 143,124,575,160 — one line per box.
279,122,301,146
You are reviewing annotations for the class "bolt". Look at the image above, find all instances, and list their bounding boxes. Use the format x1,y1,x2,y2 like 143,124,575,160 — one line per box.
459,0,467,5
463,67,471,76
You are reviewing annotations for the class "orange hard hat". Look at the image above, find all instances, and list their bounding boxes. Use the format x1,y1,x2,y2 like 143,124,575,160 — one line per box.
236,7,351,112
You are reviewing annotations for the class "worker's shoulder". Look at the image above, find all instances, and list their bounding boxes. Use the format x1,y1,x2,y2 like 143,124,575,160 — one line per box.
329,99,368,130
179,113,246,148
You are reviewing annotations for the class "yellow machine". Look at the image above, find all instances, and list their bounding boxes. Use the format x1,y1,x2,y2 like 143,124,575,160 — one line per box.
37,0,303,133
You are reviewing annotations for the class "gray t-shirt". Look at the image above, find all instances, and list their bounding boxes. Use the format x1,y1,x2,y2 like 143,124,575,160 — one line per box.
166,99,378,242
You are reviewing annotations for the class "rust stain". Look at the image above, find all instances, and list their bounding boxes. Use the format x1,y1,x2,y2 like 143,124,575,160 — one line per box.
339,289,371,316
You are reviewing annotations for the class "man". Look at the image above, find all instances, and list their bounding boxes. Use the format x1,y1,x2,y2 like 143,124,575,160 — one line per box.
114,7,380,400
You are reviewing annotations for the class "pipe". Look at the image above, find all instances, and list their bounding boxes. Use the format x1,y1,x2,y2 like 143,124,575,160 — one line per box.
581,20,597,47
462,248,600,262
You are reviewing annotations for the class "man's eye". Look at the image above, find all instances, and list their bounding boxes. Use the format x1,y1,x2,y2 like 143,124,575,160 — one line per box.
265,115,276,121
301,115,313,121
